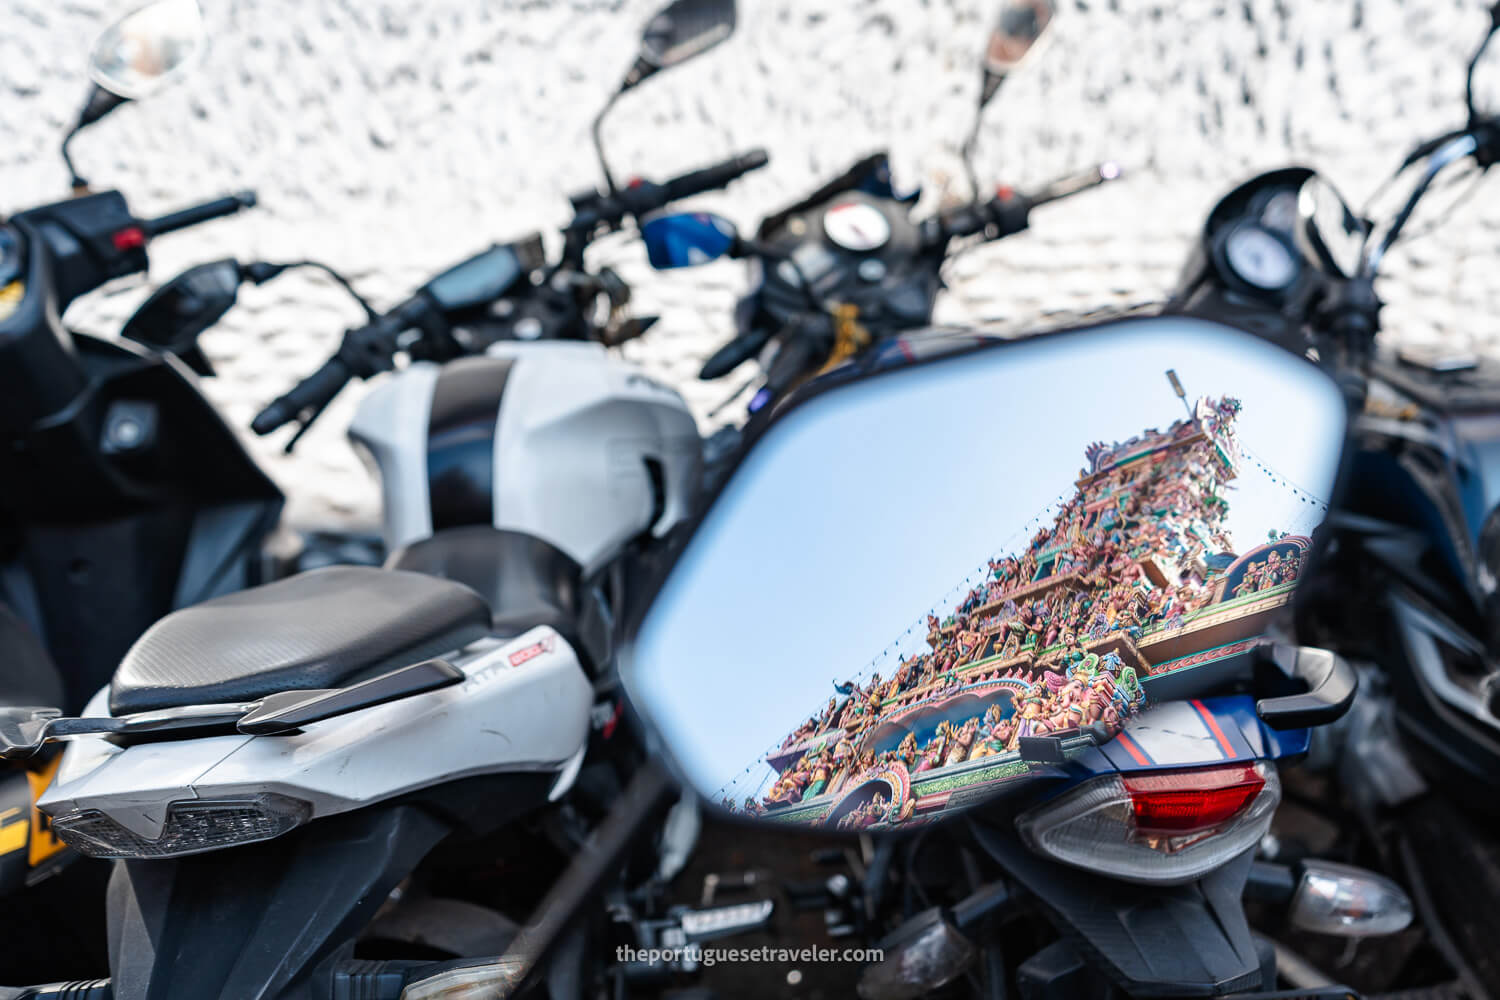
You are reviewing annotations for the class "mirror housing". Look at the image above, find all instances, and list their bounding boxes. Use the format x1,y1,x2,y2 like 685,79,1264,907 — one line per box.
121,258,243,376
1295,175,1366,280
623,0,737,93
978,0,1057,110
89,0,207,100
641,212,739,269
64,0,207,189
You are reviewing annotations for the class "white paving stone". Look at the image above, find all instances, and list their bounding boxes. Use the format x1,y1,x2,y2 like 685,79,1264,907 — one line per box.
3,0,1499,527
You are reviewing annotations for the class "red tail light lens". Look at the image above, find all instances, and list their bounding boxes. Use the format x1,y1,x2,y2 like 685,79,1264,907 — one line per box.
1123,765,1266,836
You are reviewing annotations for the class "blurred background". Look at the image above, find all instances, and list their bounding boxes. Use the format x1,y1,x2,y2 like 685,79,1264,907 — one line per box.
3,0,1498,527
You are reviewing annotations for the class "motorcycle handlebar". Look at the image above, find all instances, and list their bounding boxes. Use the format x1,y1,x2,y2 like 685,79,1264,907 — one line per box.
701,327,773,380
660,149,770,204
251,354,353,435
1024,162,1122,210
140,191,259,238
937,162,1122,244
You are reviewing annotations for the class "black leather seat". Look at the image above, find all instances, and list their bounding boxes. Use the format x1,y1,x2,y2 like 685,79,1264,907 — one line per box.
384,527,581,644
109,566,491,716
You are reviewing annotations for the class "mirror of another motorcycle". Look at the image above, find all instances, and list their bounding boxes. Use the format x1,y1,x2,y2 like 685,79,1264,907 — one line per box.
961,1,1057,194
1294,175,1367,281
641,211,740,269
593,0,737,193
63,0,208,191
619,314,1350,835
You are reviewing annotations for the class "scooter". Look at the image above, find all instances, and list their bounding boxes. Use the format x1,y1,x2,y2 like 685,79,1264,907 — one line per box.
0,2,268,955
0,3,758,998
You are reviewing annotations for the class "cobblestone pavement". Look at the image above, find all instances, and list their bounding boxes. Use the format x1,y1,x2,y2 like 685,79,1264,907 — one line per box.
4,0,1499,526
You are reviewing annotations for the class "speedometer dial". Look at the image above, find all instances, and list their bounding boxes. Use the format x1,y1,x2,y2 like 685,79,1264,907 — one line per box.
1223,224,1299,292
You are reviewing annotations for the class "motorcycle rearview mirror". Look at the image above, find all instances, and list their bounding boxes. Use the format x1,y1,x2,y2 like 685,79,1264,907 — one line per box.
120,258,242,376
1295,175,1367,280
979,0,1056,110
64,0,207,189
595,0,737,193
641,211,739,269
963,0,1055,193
626,0,736,91
619,315,1348,834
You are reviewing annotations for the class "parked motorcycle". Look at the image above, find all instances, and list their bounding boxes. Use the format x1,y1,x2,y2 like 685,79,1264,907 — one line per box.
1159,5,1500,995
636,0,1115,432
0,1,267,955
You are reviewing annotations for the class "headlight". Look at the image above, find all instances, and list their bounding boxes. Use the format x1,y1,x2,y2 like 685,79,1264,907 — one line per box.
1016,762,1280,885
49,793,310,859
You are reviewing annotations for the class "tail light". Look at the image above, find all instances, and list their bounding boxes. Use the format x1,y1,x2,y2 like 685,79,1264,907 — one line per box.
1016,762,1280,885
49,793,310,859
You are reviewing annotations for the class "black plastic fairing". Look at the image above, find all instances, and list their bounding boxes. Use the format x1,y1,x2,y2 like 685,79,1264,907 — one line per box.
969,819,1265,996
104,774,555,1000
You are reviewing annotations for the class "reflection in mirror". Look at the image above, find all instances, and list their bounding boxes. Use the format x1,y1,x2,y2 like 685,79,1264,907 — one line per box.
641,212,738,270
628,318,1346,832
980,0,1056,106
639,0,736,70
89,0,207,100
1296,176,1366,279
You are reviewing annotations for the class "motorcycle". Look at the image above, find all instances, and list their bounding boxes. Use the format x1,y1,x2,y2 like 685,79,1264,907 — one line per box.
635,0,1115,437
1158,5,1500,995
0,2,767,997
395,7,1500,999
417,256,1395,1000
0,0,268,956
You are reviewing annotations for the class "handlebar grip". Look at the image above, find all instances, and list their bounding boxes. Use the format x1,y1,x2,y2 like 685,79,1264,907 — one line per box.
700,327,773,380
140,191,258,238
1024,162,1122,209
661,149,770,204
251,355,352,435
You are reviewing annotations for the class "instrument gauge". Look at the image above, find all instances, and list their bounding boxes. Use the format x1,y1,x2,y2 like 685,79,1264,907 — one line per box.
1223,224,1300,292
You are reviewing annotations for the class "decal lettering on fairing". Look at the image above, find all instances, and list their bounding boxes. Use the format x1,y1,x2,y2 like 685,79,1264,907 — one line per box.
509,634,558,668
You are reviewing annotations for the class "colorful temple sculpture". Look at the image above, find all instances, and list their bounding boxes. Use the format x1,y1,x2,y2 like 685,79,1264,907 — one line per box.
729,396,1311,830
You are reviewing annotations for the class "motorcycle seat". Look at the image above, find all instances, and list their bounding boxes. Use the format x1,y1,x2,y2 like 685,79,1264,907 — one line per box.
384,526,582,647
108,566,490,716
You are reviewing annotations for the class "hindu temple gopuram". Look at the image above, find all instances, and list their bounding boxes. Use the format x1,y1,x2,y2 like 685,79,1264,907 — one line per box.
730,394,1313,830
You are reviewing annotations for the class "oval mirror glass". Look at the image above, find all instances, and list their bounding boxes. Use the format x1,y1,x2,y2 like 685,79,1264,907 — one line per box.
1296,175,1366,280
639,0,736,70
89,0,207,101
625,317,1347,832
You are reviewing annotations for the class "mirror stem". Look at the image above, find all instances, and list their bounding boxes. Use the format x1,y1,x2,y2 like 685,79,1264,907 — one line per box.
62,84,130,192
593,91,623,195
963,71,1005,200
60,127,89,192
